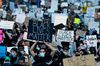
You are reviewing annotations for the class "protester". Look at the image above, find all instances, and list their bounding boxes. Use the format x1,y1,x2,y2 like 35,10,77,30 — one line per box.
30,42,57,66
9,48,18,64
0,0,100,66
3,56,12,66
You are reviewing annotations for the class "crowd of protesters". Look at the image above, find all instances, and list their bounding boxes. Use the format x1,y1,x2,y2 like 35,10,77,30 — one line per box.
0,0,99,66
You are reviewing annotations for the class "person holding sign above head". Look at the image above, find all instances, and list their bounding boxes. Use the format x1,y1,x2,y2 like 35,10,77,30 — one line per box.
30,41,57,66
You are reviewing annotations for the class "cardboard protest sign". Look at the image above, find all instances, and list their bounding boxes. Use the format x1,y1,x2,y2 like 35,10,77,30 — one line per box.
56,30,74,42
52,13,68,26
0,20,14,29
63,55,95,66
15,13,26,24
86,35,97,47
27,19,53,42
0,46,6,58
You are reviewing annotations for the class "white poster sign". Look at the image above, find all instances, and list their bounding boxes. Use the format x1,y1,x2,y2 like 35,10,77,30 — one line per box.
86,7,95,17
56,30,74,42
86,35,97,47
87,0,98,6
84,15,94,25
15,13,26,24
7,47,17,53
88,22,99,34
48,0,58,12
61,2,68,7
0,20,14,29
52,13,68,26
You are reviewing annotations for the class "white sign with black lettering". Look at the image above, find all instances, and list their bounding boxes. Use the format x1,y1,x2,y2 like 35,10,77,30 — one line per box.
0,20,14,29
86,35,97,47
56,30,74,42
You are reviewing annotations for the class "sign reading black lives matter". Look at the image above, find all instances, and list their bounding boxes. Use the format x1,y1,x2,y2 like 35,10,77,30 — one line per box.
27,19,53,42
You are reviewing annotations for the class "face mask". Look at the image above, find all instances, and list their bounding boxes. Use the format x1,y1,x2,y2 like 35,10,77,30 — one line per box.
36,47,40,51
38,52,45,58
11,52,16,57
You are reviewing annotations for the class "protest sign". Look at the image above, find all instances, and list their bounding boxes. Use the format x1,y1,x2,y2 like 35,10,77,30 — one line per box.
52,13,68,26
12,8,23,15
7,46,28,54
7,47,17,53
88,22,99,34
27,19,53,42
61,2,68,7
86,7,95,17
48,0,58,12
86,35,97,47
41,0,45,6
15,13,26,24
0,20,14,29
63,55,95,66
56,30,74,42
88,0,98,6
0,46,6,58
84,15,94,25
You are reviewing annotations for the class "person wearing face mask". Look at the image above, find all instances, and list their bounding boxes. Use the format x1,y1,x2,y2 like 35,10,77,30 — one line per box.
3,56,12,66
10,48,18,64
18,45,27,57
30,41,57,66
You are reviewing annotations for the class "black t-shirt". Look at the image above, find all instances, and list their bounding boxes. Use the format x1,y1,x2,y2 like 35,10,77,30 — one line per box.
33,54,52,66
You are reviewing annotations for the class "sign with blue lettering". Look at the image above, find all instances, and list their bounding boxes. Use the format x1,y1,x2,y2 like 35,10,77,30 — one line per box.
28,19,53,42
0,46,6,58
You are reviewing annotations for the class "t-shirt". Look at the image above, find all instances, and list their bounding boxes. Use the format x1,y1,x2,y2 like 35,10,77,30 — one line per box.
33,54,52,66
